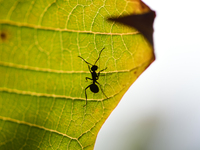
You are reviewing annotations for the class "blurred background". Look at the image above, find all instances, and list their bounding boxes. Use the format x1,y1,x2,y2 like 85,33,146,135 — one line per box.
95,0,200,150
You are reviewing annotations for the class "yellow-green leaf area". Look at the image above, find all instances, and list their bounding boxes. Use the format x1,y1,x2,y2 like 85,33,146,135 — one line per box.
0,0,154,149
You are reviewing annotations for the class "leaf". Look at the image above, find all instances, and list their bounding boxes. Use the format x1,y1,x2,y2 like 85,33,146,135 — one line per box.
0,0,155,149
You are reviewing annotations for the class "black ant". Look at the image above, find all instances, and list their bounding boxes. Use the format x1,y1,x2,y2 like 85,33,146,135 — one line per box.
78,47,108,106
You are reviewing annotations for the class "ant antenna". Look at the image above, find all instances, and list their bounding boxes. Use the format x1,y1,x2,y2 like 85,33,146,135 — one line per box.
78,56,92,66
94,47,105,65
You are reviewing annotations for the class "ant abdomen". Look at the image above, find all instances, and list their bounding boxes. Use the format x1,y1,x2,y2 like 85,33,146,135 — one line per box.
90,84,99,93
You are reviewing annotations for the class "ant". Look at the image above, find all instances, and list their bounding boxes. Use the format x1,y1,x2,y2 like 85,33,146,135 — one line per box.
78,47,108,106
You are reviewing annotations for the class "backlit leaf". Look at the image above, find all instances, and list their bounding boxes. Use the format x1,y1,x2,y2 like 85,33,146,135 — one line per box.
0,0,155,149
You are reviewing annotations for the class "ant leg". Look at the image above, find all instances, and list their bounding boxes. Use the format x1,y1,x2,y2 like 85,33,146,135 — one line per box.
87,64,92,73
84,85,90,107
96,81,108,99
86,77,92,81
99,67,107,73
97,67,107,79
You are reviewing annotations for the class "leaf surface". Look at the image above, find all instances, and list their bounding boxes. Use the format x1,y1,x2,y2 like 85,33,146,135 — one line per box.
0,0,155,149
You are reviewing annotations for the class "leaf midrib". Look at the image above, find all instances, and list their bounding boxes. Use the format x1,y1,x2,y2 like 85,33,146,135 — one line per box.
0,60,139,74
0,20,139,35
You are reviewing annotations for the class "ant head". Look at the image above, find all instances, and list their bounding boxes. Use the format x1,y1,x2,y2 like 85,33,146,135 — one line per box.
91,65,98,71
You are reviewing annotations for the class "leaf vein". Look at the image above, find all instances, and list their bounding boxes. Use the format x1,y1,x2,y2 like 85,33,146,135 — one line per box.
0,20,139,35
0,61,132,74
0,116,76,140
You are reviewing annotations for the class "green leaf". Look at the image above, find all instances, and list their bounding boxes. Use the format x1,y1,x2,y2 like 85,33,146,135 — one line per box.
0,0,155,149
